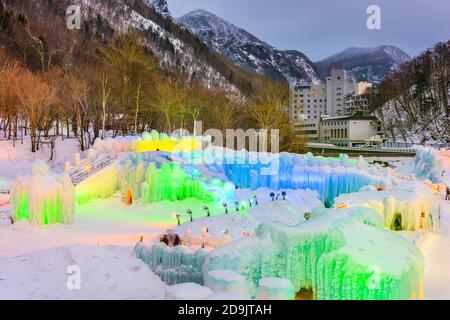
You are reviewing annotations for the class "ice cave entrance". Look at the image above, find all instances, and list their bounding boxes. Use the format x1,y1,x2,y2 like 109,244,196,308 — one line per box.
295,288,314,300
391,213,403,231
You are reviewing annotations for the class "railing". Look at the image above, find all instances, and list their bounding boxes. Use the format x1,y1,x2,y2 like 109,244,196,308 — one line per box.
381,142,448,149
70,154,119,186
306,143,417,154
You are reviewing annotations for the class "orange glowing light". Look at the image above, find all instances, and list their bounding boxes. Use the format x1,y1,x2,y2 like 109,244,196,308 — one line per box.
125,190,133,205
83,163,92,172
333,202,349,209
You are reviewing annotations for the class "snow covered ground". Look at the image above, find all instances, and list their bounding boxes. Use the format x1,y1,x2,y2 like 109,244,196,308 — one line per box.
0,245,166,300
0,139,81,181
414,199,450,299
0,197,230,258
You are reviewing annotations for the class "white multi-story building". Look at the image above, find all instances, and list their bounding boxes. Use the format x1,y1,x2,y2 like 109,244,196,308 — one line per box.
290,80,327,122
326,69,350,117
289,70,379,145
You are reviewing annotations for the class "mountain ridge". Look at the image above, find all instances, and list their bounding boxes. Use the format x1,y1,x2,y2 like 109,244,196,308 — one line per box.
177,9,319,83
316,45,411,83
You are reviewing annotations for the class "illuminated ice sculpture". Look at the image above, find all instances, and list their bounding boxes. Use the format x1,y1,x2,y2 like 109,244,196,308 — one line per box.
10,161,75,226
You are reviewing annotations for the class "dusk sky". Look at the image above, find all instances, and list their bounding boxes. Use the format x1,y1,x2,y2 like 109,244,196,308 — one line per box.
167,0,450,61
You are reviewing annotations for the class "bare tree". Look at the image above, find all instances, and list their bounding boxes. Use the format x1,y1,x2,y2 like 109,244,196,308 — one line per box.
16,71,56,152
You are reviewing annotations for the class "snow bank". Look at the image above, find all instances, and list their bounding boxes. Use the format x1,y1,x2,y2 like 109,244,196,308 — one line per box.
235,188,323,214
10,162,75,226
204,203,424,300
204,292,250,300
0,245,166,300
257,278,295,300
0,141,16,160
176,214,258,242
335,181,440,231
0,212,11,227
165,283,213,300
249,201,309,226
205,270,254,297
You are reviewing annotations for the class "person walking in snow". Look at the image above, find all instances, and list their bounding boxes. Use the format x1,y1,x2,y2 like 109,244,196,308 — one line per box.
446,186,450,201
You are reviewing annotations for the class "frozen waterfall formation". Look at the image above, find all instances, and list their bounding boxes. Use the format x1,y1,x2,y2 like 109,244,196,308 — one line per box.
136,201,424,300
10,162,75,226
197,150,392,207
203,202,424,300
136,241,211,285
92,130,204,154
67,130,397,209
135,212,261,286
76,152,236,205
335,181,440,231
412,147,444,183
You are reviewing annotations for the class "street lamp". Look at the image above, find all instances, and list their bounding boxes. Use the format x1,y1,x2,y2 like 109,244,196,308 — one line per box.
173,213,181,226
186,209,193,222
223,202,228,214
203,206,211,218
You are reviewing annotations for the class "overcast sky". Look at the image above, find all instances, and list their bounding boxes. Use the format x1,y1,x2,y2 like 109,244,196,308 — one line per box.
167,0,450,61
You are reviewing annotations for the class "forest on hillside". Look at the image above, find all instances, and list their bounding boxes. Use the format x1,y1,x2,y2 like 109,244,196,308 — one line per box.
371,41,450,144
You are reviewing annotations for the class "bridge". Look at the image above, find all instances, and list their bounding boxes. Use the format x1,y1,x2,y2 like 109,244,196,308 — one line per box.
70,154,119,186
306,143,417,157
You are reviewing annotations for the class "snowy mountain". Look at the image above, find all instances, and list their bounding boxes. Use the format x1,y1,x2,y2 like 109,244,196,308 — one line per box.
144,0,170,17
316,45,411,84
283,50,319,83
177,9,319,83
